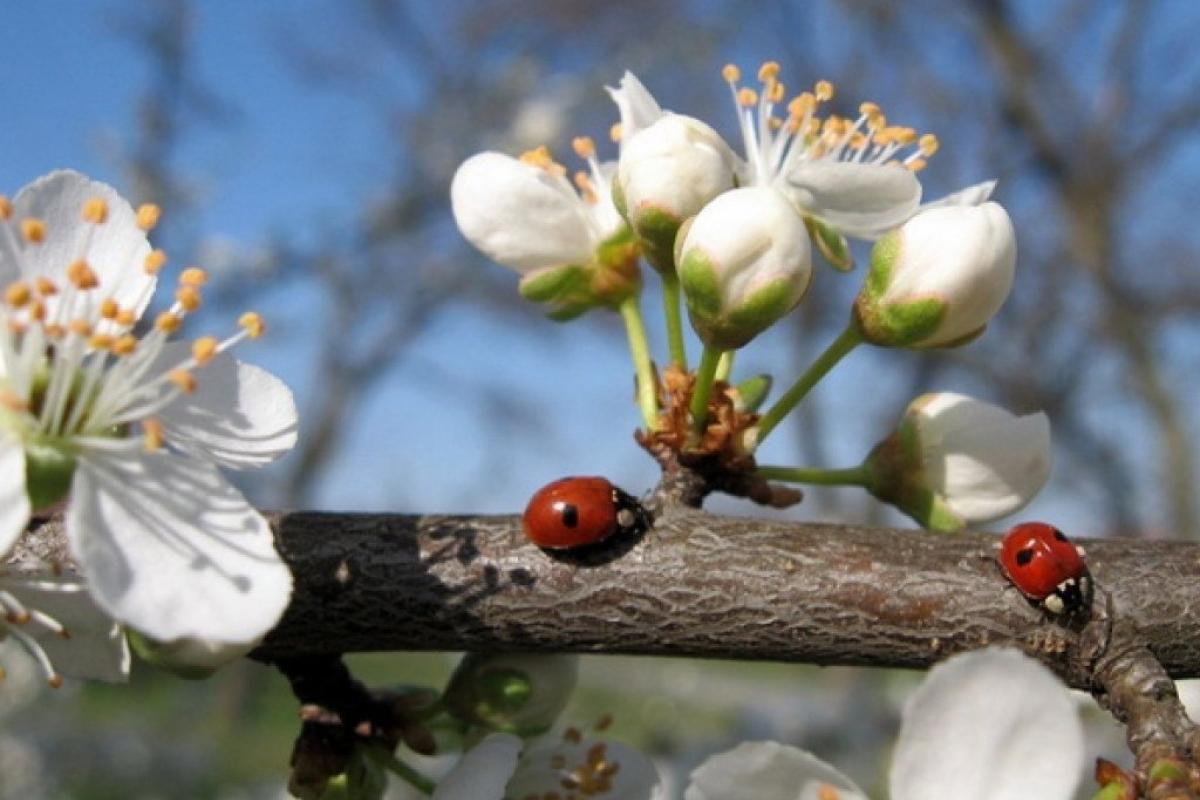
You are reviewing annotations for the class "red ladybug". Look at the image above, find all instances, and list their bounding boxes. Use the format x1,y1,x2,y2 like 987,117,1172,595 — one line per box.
522,476,643,550
998,522,1092,615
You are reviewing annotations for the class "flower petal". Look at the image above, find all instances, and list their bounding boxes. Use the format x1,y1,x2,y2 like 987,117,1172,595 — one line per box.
606,71,664,142
920,180,997,210
11,170,155,320
0,570,130,682
784,161,921,239
451,152,595,274
0,432,30,555
685,741,868,800
148,342,298,469
890,647,1083,800
67,450,292,644
432,733,521,800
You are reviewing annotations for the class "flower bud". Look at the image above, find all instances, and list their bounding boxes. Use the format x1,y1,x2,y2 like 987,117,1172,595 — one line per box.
864,392,1051,532
676,186,812,350
443,653,578,736
853,201,1015,348
614,114,737,271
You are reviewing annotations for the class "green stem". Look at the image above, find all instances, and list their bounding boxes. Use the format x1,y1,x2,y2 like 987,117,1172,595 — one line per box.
689,345,724,439
366,746,436,796
754,323,863,446
756,464,872,487
715,350,735,383
661,271,688,368
619,296,659,431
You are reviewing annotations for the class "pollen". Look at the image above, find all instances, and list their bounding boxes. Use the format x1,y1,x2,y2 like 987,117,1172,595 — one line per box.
111,334,138,356
155,311,182,333
192,336,218,365
814,80,835,101
721,63,741,83
238,311,265,339
67,260,99,290
81,197,109,224
169,369,197,394
767,80,786,103
4,281,31,308
572,136,596,159
176,285,202,312
99,298,119,320
179,267,208,287
919,133,940,156
737,87,758,107
136,203,162,231
144,249,168,275
0,196,11,220
34,276,57,296
20,218,46,244
519,145,566,177
142,418,165,452
758,61,781,83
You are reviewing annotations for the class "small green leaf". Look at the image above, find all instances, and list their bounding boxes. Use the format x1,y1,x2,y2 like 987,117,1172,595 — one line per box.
518,264,587,303
678,248,722,319
732,374,772,412
632,204,682,273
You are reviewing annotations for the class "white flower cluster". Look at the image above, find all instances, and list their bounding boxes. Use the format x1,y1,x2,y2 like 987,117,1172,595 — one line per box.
0,171,297,686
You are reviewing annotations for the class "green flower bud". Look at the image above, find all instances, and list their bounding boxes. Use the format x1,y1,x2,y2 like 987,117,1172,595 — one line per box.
443,653,578,736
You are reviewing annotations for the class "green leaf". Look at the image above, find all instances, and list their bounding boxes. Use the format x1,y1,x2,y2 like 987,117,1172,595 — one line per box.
518,264,587,303
732,374,772,412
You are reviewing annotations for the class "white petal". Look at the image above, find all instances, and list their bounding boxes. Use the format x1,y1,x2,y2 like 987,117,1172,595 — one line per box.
920,180,997,210
913,393,1051,522
784,162,922,239
685,741,869,800
149,343,298,469
11,170,155,319
508,736,660,800
67,450,292,644
0,432,30,555
0,570,130,682
618,114,737,223
451,152,595,273
890,648,1083,800
606,71,664,142
432,733,521,800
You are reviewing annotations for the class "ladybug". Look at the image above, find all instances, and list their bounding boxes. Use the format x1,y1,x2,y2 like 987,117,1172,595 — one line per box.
522,476,644,550
998,522,1092,615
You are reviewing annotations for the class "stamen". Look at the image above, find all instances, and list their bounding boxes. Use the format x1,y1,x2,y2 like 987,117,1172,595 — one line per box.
721,63,741,83
573,171,597,203
572,136,596,160
142,418,164,451
0,197,11,220
144,249,168,275
99,299,119,319
81,197,109,224
69,319,92,338
110,335,137,356
169,369,196,394
518,146,566,177
238,312,266,339
66,260,99,290
88,333,114,350
136,203,162,231
114,308,137,327
919,133,940,156
737,87,758,107
175,285,202,312
609,122,622,143
817,784,842,800
20,218,46,244
758,61,781,83
814,80,835,101
34,276,57,296
191,336,218,365
179,267,208,287
155,311,182,333
4,281,30,308
906,158,928,172
43,323,65,339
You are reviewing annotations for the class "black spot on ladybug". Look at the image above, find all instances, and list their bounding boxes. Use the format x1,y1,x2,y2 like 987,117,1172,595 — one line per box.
1015,547,1034,566
560,503,579,528
1053,528,1068,542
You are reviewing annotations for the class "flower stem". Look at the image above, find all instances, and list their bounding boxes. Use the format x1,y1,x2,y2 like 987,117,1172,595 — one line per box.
661,271,688,368
689,345,724,439
365,746,436,796
619,296,660,431
756,464,872,487
715,350,735,383
754,323,863,446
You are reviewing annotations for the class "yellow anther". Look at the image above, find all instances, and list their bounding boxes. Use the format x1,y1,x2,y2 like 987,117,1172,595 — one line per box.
721,63,741,83
737,87,758,107
136,203,161,231
873,128,894,146
859,101,881,117
849,132,868,150
609,122,623,143
87,333,113,350
168,369,197,394
788,92,816,117
191,336,218,365
34,276,57,296
154,311,182,333
238,311,266,339
817,784,842,800
110,334,137,356
894,126,918,145
907,158,928,172
66,260,99,290
4,282,30,308
29,300,45,322
573,171,597,203
81,197,109,224
571,136,596,160
0,389,29,413
767,80,786,104
868,112,886,131
814,80,835,101
115,308,136,327
47,674,64,689
0,196,11,220
20,218,46,244
919,133,940,156
757,61,781,83
175,285,202,312
142,419,165,452
144,249,168,275
44,323,65,339
179,266,208,287
99,298,119,319
69,319,92,337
